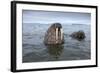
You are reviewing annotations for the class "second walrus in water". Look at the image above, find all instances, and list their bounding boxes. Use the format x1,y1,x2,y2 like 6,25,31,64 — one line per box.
44,23,64,45
70,30,86,41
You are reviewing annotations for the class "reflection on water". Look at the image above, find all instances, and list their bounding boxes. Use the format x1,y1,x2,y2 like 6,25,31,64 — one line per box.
23,44,64,62
46,45,64,60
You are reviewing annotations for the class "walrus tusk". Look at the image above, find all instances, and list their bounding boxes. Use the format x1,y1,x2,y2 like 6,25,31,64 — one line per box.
61,28,63,40
56,28,58,43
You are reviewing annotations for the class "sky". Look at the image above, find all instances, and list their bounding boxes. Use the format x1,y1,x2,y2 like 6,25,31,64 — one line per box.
22,10,91,25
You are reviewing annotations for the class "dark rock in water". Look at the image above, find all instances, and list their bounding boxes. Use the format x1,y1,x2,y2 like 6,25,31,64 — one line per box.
70,30,86,41
44,23,64,45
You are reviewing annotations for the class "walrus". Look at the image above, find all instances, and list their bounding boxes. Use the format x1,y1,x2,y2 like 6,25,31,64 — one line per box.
44,23,64,45
70,30,86,41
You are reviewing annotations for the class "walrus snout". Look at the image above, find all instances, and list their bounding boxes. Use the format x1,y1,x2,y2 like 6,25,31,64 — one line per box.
44,23,64,45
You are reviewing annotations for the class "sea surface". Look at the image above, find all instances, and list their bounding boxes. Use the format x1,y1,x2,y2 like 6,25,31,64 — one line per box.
22,23,91,63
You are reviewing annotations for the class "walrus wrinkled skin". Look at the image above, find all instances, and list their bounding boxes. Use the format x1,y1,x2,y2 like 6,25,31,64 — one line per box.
44,23,64,45
70,30,86,41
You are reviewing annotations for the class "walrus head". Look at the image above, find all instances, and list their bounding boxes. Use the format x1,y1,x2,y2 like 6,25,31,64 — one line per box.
53,23,63,43
70,30,86,41
44,23,64,45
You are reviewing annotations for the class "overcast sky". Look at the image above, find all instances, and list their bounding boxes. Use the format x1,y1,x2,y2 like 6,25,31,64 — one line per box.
22,10,91,24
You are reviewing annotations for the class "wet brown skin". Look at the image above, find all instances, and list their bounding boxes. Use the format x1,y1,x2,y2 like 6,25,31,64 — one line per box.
70,30,86,41
44,23,64,45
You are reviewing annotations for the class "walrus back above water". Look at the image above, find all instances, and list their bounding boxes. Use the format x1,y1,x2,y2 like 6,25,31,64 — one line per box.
44,23,64,45
70,30,86,41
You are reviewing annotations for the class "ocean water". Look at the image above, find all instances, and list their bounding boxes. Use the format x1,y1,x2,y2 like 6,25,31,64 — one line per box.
22,23,91,63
